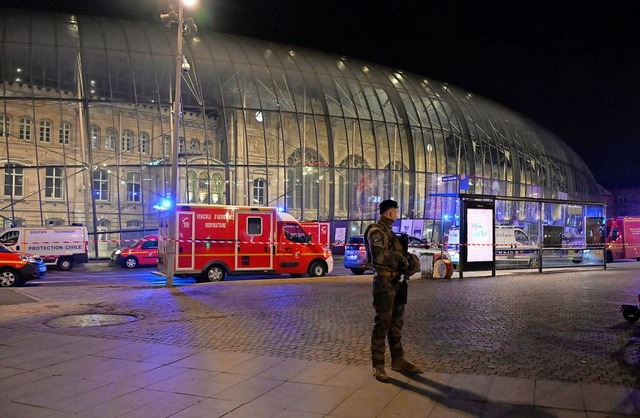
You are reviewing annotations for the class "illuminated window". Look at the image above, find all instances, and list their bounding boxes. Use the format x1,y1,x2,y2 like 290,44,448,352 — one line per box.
92,169,109,201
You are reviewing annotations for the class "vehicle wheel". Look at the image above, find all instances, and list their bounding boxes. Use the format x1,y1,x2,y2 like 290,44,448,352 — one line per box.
202,265,225,282
57,257,74,271
606,251,613,263
350,268,366,275
528,257,540,269
308,261,327,277
0,268,20,287
124,257,138,269
622,306,640,323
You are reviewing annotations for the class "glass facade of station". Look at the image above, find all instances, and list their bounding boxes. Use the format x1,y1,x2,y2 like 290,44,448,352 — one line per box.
0,9,600,257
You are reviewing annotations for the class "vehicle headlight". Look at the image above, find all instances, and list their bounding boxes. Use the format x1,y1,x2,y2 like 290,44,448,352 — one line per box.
20,255,37,263
113,249,122,255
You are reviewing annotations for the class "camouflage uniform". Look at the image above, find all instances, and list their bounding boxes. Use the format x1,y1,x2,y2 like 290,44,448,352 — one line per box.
365,215,409,368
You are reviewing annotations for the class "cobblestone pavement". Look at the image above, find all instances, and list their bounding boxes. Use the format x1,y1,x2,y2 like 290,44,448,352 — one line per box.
2,262,640,388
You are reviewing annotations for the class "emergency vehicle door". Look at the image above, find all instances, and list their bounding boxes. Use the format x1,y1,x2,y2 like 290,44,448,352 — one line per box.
176,211,195,270
236,211,274,270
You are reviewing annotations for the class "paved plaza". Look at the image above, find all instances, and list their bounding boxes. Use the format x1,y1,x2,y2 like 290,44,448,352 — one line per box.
1,262,640,416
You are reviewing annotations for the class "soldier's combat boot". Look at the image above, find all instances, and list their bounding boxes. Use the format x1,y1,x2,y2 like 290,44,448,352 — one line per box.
391,358,423,373
372,365,389,382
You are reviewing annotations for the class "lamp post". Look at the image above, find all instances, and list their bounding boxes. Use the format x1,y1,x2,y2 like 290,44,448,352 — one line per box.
161,0,197,286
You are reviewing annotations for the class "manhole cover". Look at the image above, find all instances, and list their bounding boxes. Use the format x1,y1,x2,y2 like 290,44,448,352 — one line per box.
47,314,140,328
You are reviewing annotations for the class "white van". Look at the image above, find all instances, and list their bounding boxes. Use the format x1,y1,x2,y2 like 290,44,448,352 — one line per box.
446,225,540,268
0,225,89,270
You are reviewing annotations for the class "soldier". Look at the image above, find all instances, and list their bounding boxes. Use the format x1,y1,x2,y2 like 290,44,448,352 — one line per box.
364,199,422,382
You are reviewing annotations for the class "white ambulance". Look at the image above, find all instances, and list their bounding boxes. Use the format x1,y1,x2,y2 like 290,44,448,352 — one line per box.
0,225,89,270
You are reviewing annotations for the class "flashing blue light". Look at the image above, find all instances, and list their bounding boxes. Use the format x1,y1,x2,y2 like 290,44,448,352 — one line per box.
276,206,285,212
443,214,450,220
153,198,172,211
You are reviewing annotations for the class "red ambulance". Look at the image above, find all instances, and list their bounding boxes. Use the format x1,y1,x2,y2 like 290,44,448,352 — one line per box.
605,217,640,263
157,204,334,281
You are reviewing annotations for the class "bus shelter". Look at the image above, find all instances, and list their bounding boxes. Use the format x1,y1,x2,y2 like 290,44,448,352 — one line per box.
432,194,606,277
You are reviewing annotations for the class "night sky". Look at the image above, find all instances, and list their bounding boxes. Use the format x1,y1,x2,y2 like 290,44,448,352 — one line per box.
5,0,640,189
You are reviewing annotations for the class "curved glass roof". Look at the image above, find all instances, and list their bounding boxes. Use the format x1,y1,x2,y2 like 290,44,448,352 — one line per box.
0,8,600,244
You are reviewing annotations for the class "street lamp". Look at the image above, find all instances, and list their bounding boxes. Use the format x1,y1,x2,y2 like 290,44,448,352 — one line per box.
160,0,197,286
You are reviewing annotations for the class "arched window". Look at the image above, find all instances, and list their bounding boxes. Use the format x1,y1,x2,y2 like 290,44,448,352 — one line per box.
189,139,200,153
198,172,210,203
121,130,133,151
4,163,24,197
59,122,71,144
186,171,197,203
92,169,109,201
19,117,32,141
286,149,323,210
212,173,223,204
0,115,9,139
90,126,100,149
139,132,149,154
105,128,116,150
45,167,64,198
39,120,52,143
126,172,141,202
253,178,265,205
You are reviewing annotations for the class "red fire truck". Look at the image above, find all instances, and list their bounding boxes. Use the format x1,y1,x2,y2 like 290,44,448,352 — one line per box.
157,204,334,281
605,217,640,263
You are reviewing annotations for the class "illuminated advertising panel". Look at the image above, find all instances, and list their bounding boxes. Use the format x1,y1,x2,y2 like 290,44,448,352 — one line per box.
466,208,494,262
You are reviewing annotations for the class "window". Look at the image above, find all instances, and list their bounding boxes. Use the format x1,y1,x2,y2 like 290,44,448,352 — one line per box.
141,240,158,250
90,126,100,149
139,132,149,154
4,164,24,197
59,122,71,144
179,137,185,153
105,128,116,150
92,169,109,201
45,167,64,198
39,120,52,142
19,117,32,141
126,172,141,202
187,171,196,203
0,115,9,138
162,135,170,156
189,139,200,153
247,217,262,235
121,130,133,152
253,178,265,205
